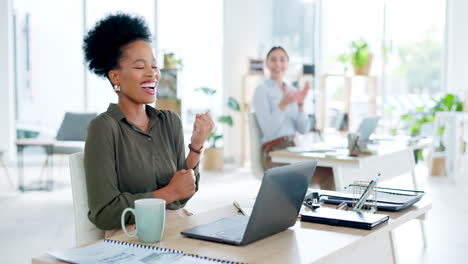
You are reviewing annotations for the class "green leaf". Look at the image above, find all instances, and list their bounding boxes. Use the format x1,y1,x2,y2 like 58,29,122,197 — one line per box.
456,102,464,111
227,97,241,112
416,149,424,161
206,131,222,148
206,132,215,142
401,114,412,121
444,94,455,103
350,39,369,68
352,50,368,68
415,107,425,112
338,53,349,63
437,126,445,136
427,115,435,122
218,115,233,126
410,122,421,136
195,87,216,95
212,135,223,148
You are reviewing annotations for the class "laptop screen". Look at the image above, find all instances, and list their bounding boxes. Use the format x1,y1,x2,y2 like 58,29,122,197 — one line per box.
356,116,380,143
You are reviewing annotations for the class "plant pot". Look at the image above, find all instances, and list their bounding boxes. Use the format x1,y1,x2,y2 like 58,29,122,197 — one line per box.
431,156,446,176
202,147,224,170
353,54,373,76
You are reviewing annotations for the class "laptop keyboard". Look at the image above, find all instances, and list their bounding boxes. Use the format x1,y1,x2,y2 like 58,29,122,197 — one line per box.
210,218,249,242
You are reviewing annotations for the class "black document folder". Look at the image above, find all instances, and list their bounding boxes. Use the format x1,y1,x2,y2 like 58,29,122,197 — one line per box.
301,207,389,230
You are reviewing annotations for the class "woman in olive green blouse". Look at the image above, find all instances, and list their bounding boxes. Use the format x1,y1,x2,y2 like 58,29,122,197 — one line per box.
82,13,214,230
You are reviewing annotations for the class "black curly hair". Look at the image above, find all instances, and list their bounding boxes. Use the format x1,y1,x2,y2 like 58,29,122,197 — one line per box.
83,13,152,78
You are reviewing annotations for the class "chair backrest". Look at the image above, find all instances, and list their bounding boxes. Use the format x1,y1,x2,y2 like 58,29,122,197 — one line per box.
69,152,104,246
248,112,264,179
56,112,97,141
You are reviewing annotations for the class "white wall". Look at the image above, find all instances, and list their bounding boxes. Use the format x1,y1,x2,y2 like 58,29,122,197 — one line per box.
223,0,272,163
445,0,468,96
0,0,15,159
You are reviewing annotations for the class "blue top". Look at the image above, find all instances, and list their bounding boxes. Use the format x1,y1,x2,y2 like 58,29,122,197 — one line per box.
253,79,310,144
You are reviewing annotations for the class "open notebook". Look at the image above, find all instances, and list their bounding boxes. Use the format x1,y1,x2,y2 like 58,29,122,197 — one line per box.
47,239,239,264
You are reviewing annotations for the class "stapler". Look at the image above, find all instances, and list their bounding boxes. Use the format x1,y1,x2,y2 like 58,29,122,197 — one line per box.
304,192,321,209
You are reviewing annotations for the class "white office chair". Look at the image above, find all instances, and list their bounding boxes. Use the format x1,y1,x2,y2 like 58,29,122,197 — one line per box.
248,112,264,180
69,152,104,246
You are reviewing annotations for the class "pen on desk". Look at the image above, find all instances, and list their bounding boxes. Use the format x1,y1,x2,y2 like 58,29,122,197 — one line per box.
336,201,348,210
354,173,381,211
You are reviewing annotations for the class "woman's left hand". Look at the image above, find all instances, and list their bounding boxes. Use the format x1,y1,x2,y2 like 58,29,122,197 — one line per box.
190,112,215,149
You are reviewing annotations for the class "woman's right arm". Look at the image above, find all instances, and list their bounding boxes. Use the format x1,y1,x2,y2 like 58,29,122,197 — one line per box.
84,116,154,230
253,84,289,139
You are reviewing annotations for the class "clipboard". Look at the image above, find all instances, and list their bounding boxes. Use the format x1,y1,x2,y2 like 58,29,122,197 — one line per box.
301,207,389,230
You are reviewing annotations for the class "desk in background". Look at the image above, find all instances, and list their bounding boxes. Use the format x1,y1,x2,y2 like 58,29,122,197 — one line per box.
15,139,55,192
32,200,431,264
270,138,432,190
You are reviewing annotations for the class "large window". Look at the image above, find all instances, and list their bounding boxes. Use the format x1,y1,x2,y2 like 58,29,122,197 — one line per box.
321,0,445,132
270,0,316,63
13,0,84,134
384,0,445,96
257,0,318,114
12,0,222,140
12,0,156,134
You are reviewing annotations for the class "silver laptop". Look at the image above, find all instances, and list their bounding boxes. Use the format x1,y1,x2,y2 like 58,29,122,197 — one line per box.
356,116,380,144
181,161,317,246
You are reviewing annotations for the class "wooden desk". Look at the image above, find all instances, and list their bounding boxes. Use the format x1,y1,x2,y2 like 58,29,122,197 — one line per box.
32,200,431,264
270,139,432,190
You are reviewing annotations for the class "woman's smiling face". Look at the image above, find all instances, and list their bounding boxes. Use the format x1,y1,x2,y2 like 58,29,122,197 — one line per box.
266,48,289,80
110,40,160,104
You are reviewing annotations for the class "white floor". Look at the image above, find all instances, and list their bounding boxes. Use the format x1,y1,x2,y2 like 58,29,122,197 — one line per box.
0,155,467,264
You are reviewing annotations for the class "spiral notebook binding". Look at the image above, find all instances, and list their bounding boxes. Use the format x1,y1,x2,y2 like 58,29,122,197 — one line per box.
104,239,243,263
183,253,244,264
104,239,183,254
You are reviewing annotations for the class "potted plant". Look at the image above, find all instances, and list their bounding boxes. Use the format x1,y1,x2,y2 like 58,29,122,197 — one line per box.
163,53,183,70
401,94,464,174
350,39,372,75
195,87,241,170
